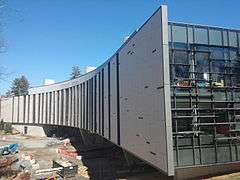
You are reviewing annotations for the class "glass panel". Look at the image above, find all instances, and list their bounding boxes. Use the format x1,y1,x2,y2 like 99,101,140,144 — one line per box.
174,50,188,64
232,61,240,87
171,41,240,167
196,53,209,80
217,146,231,163
231,147,237,161
223,49,229,60
212,61,225,73
201,147,215,164
212,74,225,87
172,25,187,43
175,65,190,78
223,30,228,46
169,50,173,63
210,47,224,60
229,49,238,60
178,137,192,146
237,145,240,161
176,99,190,108
209,29,222,46
229,31,237,47
168,24,172,42
174,150,177,166
239,32,240,48
195,27,208,44
195,148,201,165
188,26,193,44
177,119,192,132
213,89,226,101
233,91,240,101
179,148,194,166
201,135,214,145
233,77,240,87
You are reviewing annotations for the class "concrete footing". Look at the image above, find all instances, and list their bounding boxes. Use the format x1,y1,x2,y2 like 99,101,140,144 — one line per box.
12,125,47,137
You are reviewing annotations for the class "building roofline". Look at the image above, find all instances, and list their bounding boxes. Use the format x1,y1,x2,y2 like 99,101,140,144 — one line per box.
169,21,240,32
30,5,239,90
30,5,167,90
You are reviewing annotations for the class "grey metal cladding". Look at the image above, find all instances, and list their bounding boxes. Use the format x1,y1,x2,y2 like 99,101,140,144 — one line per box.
110,55,118,144
0,6,174,176
118,6,173,175
13,97,18,123
104,67,109,139
0,97,12,123
18,96,24,123
95,75,99,134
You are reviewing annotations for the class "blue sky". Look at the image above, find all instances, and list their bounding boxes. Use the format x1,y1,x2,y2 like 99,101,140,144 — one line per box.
0,0,239,94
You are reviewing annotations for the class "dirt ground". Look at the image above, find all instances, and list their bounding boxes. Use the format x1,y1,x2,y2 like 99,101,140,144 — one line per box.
2,133,240,180
0,133,89,180
203,172,240,180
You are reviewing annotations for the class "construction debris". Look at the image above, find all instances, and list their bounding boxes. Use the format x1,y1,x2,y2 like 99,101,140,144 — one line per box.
53,159,78,178
0,143,19,156
0,155,19,168
56,146,78,158
0,134,86,179
78,165,89,178
12,171,31,180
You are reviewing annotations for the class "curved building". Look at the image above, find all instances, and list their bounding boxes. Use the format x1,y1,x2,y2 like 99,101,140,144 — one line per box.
1,5,240,179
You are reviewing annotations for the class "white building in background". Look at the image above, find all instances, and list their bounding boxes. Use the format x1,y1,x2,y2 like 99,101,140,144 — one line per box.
123,36,130,43
43,79,55,86
85,66,96,73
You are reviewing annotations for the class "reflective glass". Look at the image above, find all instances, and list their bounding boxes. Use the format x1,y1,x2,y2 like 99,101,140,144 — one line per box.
168,24,172,42
178,137,192,146
209,29,222,45
196,53,209,73
213,89,226,101
195,27,208,44
169,50,173,63
229,31,237,47
195,149,201,165
230,49,238,60
179,149,194,166
212,74,225,85
232,77,240,87
174,50,188,64
212,61,225,73
231,148,237,161
234,91,240,101
210,47,224,60
170,24,240,167
217,146,231,163
175,65,190,78
201,135,214,145
174,150,177,166
239,32,240,48
223,30,228,46
232,61,240,86
201,147,215,164
172,25,187,43
223,49,229,60
188,27,193,43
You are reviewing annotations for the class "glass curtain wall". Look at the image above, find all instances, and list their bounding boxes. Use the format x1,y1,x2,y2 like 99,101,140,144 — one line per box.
168,22,240,167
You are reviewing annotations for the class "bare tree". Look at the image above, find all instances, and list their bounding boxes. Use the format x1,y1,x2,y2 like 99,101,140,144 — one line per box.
70,65,81,79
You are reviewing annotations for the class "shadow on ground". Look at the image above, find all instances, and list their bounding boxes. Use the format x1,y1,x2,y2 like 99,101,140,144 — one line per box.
42,125,172,180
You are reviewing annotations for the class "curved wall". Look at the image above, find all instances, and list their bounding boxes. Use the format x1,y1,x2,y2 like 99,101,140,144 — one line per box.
0,6,174,176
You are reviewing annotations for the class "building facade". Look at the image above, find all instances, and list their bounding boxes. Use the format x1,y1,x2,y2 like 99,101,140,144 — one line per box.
0,5,240,178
